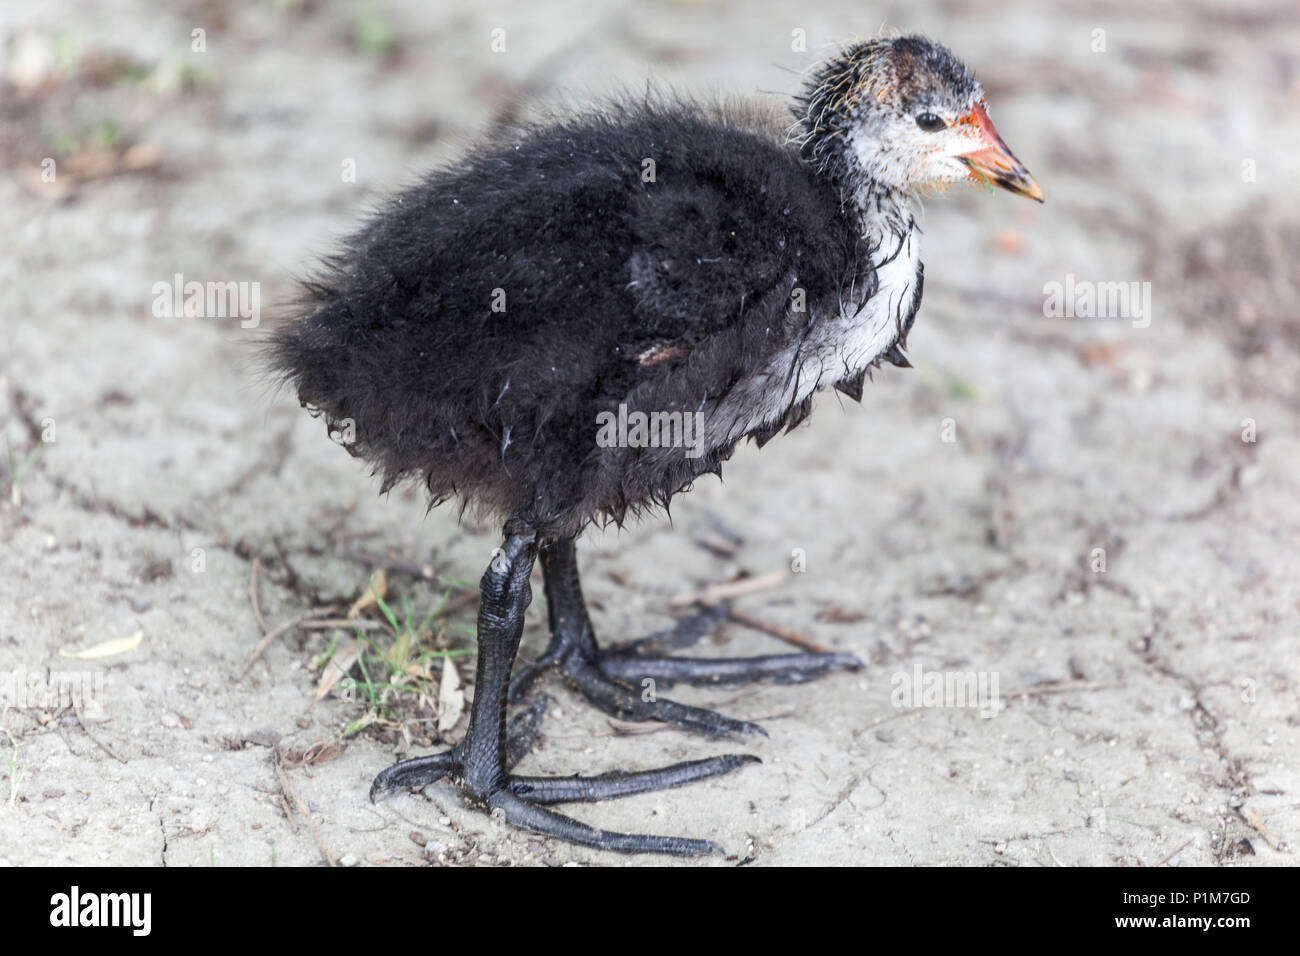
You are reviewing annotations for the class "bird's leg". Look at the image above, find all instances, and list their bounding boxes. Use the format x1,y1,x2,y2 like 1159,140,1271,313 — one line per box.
371,523,756,856
519,537,862,738
456,528,541,798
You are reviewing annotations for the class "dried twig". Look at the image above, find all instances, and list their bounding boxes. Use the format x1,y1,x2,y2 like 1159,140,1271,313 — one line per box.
692,536,739,559
668,570,785,608
274,748,336,867
727,608,832,654
240,607,340,679
299,596,479,635
298,618,384,631
339,548,437,580
1241,807,1287,851
73,698,127,763
1151,838,1194,867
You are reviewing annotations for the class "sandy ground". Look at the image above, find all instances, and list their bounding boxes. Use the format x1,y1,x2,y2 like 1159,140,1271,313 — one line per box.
1,0,1297,867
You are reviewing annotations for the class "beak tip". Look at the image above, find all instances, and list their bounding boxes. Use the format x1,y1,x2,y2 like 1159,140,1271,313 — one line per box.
959,105,1043,204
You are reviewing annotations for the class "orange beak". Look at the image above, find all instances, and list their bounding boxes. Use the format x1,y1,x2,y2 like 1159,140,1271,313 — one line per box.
958,102,1043,203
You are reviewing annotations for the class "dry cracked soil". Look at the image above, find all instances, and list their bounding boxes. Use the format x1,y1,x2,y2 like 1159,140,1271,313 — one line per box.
1,0,1297,867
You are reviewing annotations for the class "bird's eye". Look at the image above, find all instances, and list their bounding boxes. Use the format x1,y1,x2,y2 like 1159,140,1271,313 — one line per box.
915,112,946,132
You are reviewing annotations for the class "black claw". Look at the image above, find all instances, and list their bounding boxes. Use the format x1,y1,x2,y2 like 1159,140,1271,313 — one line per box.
599,650,863,687
508,753,760,804
563,657,768,737
488,790,724,856
372,693,550,802
611,602,732,656
369,750,459,801
373,747,753,855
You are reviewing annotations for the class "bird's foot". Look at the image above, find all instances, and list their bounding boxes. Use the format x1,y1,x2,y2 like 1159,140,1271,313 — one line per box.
369,692,758,855
368,692,552,796
514,601,863,738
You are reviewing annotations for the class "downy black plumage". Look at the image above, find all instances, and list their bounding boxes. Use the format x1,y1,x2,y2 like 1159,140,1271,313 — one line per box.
271,100,882,535
266,33,1042,855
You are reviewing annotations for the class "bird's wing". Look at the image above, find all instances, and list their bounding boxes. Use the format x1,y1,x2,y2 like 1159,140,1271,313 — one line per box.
622,176,805,354
616,162,869,408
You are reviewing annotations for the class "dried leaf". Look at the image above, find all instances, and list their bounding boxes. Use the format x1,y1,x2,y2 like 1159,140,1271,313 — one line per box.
59,629,143,660
313,638,360,706
385,630,430,679
347,568,387,619
436,656,464,735
280,741,346,767
1242,807,1286,851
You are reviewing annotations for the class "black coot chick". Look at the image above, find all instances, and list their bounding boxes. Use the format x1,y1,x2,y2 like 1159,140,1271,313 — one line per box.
268,34,1041,855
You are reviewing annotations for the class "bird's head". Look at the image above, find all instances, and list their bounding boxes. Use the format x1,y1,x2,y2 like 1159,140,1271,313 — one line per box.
795,34,1042,203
